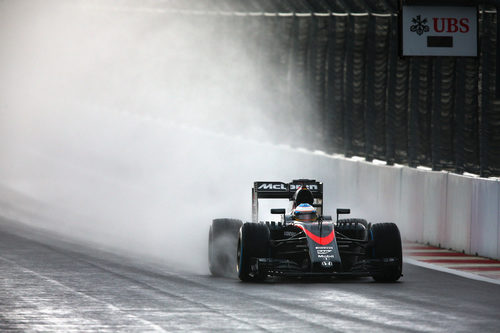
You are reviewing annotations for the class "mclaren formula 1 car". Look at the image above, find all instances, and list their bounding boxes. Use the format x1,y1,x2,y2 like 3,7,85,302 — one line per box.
208,179,402,282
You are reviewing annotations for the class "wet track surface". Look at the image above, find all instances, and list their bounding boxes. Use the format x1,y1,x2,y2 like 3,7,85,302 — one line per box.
1,220,500,332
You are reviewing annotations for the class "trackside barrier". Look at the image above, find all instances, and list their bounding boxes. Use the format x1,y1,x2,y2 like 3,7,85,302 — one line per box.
255,151,499,259
357,162,402,224
330,158,499,259
471,178,500,259
330,157,360,211
422,171,448,248
375,164,402,226
399,168,425,243
445,174,473,254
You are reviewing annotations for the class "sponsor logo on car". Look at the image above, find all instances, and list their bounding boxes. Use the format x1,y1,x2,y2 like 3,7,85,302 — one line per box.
257,183,319,191
284,231,297,237
258,183,287,190
290,184,319,191
318,254,335,259
321,261,333,267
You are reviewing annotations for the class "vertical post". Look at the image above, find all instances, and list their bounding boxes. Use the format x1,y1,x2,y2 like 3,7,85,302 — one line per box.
408,58,420,168
344,15,354,157
308,15,318,110
432,57,442,171
497,4,500,99
365,13,376,162
455,58,466,174
386,14,398,166
480,9,490,177
325,14,338,153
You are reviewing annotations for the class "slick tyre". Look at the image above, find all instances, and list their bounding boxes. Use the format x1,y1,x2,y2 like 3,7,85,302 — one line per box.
369,222,403,282
237,223,270,282
208,218,243,277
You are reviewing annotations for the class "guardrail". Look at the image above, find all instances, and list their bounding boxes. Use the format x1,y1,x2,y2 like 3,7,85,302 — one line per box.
330,157,500,260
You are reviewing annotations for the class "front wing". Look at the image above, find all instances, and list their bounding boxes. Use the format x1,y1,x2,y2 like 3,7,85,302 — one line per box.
250,257,401,278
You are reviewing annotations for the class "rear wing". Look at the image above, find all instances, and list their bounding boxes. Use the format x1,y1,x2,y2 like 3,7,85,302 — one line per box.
252,179,323,222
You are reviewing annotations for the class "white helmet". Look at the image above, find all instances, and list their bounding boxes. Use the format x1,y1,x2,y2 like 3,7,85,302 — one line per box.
292,203,317,222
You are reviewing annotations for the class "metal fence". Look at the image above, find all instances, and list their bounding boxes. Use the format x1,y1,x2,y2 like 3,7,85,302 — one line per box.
233,7,498,176
110,0,499,176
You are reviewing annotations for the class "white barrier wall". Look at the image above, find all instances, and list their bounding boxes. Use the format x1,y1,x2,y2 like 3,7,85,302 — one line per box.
422,171,448,247
333,160,499,259
377,165,403,224
399,168,425,242
445,174,473,253
358,163,402,224
471,178,500,259
330,157,360,210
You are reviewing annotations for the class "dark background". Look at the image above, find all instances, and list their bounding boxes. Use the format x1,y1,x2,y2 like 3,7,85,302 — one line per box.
137,0,498,176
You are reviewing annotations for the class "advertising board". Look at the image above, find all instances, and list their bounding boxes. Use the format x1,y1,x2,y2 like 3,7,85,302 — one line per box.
401,5,477,56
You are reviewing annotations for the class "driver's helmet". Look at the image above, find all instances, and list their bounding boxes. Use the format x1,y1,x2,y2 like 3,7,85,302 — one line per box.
292,203,318,222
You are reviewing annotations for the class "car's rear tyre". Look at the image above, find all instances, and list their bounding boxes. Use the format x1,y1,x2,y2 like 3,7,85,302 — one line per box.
369,222,402,282
208,218,242,277
237,222,270,282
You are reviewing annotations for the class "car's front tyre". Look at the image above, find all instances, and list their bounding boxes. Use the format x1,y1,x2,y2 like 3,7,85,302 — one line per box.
369,222,403,282
237,223,270,282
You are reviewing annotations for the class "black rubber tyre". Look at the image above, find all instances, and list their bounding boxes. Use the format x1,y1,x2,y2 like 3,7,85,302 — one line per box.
237,223,270,282
208,218,243,277
369,222,403,282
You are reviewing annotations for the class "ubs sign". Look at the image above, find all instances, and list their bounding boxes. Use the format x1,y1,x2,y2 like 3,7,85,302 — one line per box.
401,6,477,56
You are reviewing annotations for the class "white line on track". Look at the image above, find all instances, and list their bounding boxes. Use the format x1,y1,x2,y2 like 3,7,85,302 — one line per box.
407,256,491,261
437,263,500,268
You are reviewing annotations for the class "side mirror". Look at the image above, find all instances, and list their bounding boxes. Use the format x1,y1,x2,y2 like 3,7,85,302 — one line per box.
336,208,350,222
271,208,286,214
322,215,333,221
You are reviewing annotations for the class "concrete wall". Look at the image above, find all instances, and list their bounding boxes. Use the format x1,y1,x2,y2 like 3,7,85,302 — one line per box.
331,159,500,259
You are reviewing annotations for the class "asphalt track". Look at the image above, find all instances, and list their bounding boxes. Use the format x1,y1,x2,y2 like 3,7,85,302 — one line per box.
1,219,500,332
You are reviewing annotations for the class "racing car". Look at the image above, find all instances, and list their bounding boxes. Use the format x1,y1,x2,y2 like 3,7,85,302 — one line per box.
208,179,402,282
